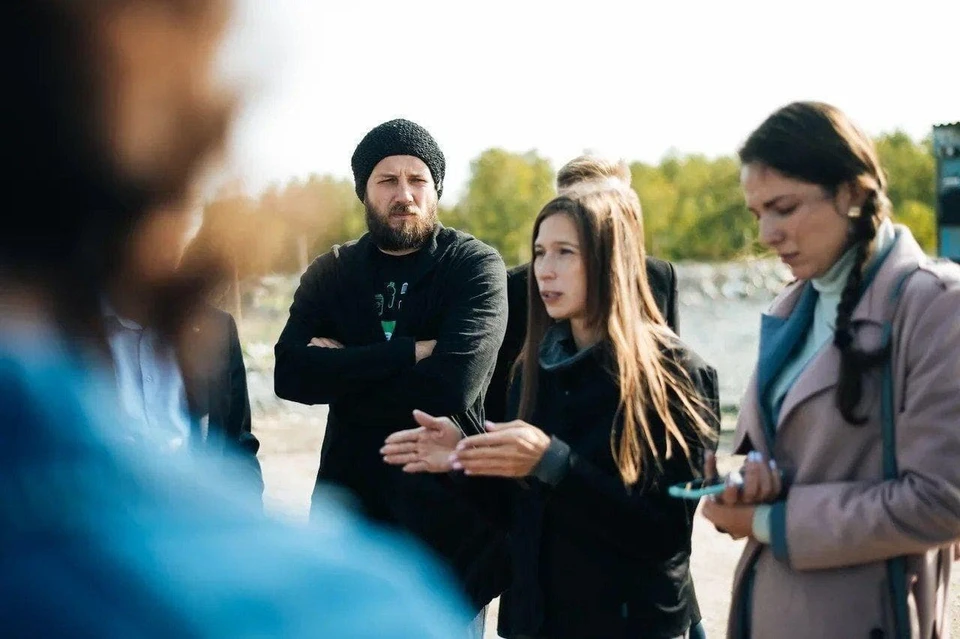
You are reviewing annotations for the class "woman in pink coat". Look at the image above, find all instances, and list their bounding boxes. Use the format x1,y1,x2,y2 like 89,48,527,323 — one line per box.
703,101,960,639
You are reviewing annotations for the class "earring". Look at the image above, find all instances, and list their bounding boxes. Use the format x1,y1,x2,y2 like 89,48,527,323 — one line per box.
847,206,862,219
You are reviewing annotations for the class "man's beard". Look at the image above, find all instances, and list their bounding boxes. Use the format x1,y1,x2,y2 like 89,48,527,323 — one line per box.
365,202,439,252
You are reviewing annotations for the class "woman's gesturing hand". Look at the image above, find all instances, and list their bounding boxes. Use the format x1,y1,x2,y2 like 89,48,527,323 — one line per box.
449,420,551,478
381,410,463,473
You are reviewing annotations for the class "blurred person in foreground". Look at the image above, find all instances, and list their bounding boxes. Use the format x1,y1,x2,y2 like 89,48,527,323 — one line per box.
0,1,470,636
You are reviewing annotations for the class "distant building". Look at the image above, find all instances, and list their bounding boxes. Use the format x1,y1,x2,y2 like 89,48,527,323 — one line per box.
933,122,960,262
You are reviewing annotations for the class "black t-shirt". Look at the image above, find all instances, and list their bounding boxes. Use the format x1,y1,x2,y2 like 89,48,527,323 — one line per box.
372,251,419,341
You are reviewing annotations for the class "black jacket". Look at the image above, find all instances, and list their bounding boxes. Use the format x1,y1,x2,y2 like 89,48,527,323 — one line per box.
484,324,719,639
178,307,263,494
485,256,679,424
273,226,508,604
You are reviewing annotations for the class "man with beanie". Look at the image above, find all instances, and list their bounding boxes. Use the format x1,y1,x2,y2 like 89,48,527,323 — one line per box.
274,119,508,625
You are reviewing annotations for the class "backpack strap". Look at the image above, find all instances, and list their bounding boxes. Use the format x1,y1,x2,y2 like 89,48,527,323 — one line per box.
879,265,923,639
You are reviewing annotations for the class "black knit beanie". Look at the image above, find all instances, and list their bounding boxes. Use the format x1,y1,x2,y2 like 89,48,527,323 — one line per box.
351,118,445,202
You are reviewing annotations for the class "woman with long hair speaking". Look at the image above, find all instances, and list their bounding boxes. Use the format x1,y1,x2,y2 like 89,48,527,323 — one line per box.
384,184,720,639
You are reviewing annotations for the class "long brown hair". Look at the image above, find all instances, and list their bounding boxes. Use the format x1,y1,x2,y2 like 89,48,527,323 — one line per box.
739,101,891,424
516,185,716,485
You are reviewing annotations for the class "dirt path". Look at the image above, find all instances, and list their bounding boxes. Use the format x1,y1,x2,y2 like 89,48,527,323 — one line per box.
253,407,960,638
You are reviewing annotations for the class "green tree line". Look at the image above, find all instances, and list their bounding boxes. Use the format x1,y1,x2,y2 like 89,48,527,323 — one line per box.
202,131,937,275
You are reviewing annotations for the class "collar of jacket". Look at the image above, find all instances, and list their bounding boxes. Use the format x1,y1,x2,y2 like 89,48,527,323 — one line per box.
764,225,923,330
753,225,919,444
538,321,604,372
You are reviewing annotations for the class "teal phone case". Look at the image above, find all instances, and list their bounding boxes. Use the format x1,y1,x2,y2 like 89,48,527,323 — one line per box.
667,480,727,499
668,470,743,499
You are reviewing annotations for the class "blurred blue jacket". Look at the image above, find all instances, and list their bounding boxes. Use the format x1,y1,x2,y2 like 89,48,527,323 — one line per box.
0,327,472,638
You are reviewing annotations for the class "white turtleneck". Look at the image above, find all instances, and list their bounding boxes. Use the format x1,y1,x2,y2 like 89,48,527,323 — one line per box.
752,219,896,544
767,219,896,420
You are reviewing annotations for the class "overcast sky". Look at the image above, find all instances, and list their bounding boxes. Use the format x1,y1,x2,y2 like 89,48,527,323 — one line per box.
217,0,960,201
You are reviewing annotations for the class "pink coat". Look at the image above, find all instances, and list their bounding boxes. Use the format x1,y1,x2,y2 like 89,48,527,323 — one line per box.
728,227,960,639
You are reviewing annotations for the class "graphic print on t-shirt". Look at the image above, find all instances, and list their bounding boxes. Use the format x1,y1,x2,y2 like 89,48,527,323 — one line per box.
375,280,408,340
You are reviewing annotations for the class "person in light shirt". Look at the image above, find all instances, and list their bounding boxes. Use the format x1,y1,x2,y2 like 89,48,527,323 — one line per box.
103,199,263,492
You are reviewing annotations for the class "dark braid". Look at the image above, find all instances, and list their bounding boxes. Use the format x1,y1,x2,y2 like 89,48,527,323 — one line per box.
833,190,888,424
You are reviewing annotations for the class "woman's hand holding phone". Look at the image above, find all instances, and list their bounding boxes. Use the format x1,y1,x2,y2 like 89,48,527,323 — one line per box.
697,450,782,505
696,450,784,541
666,471,742,499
